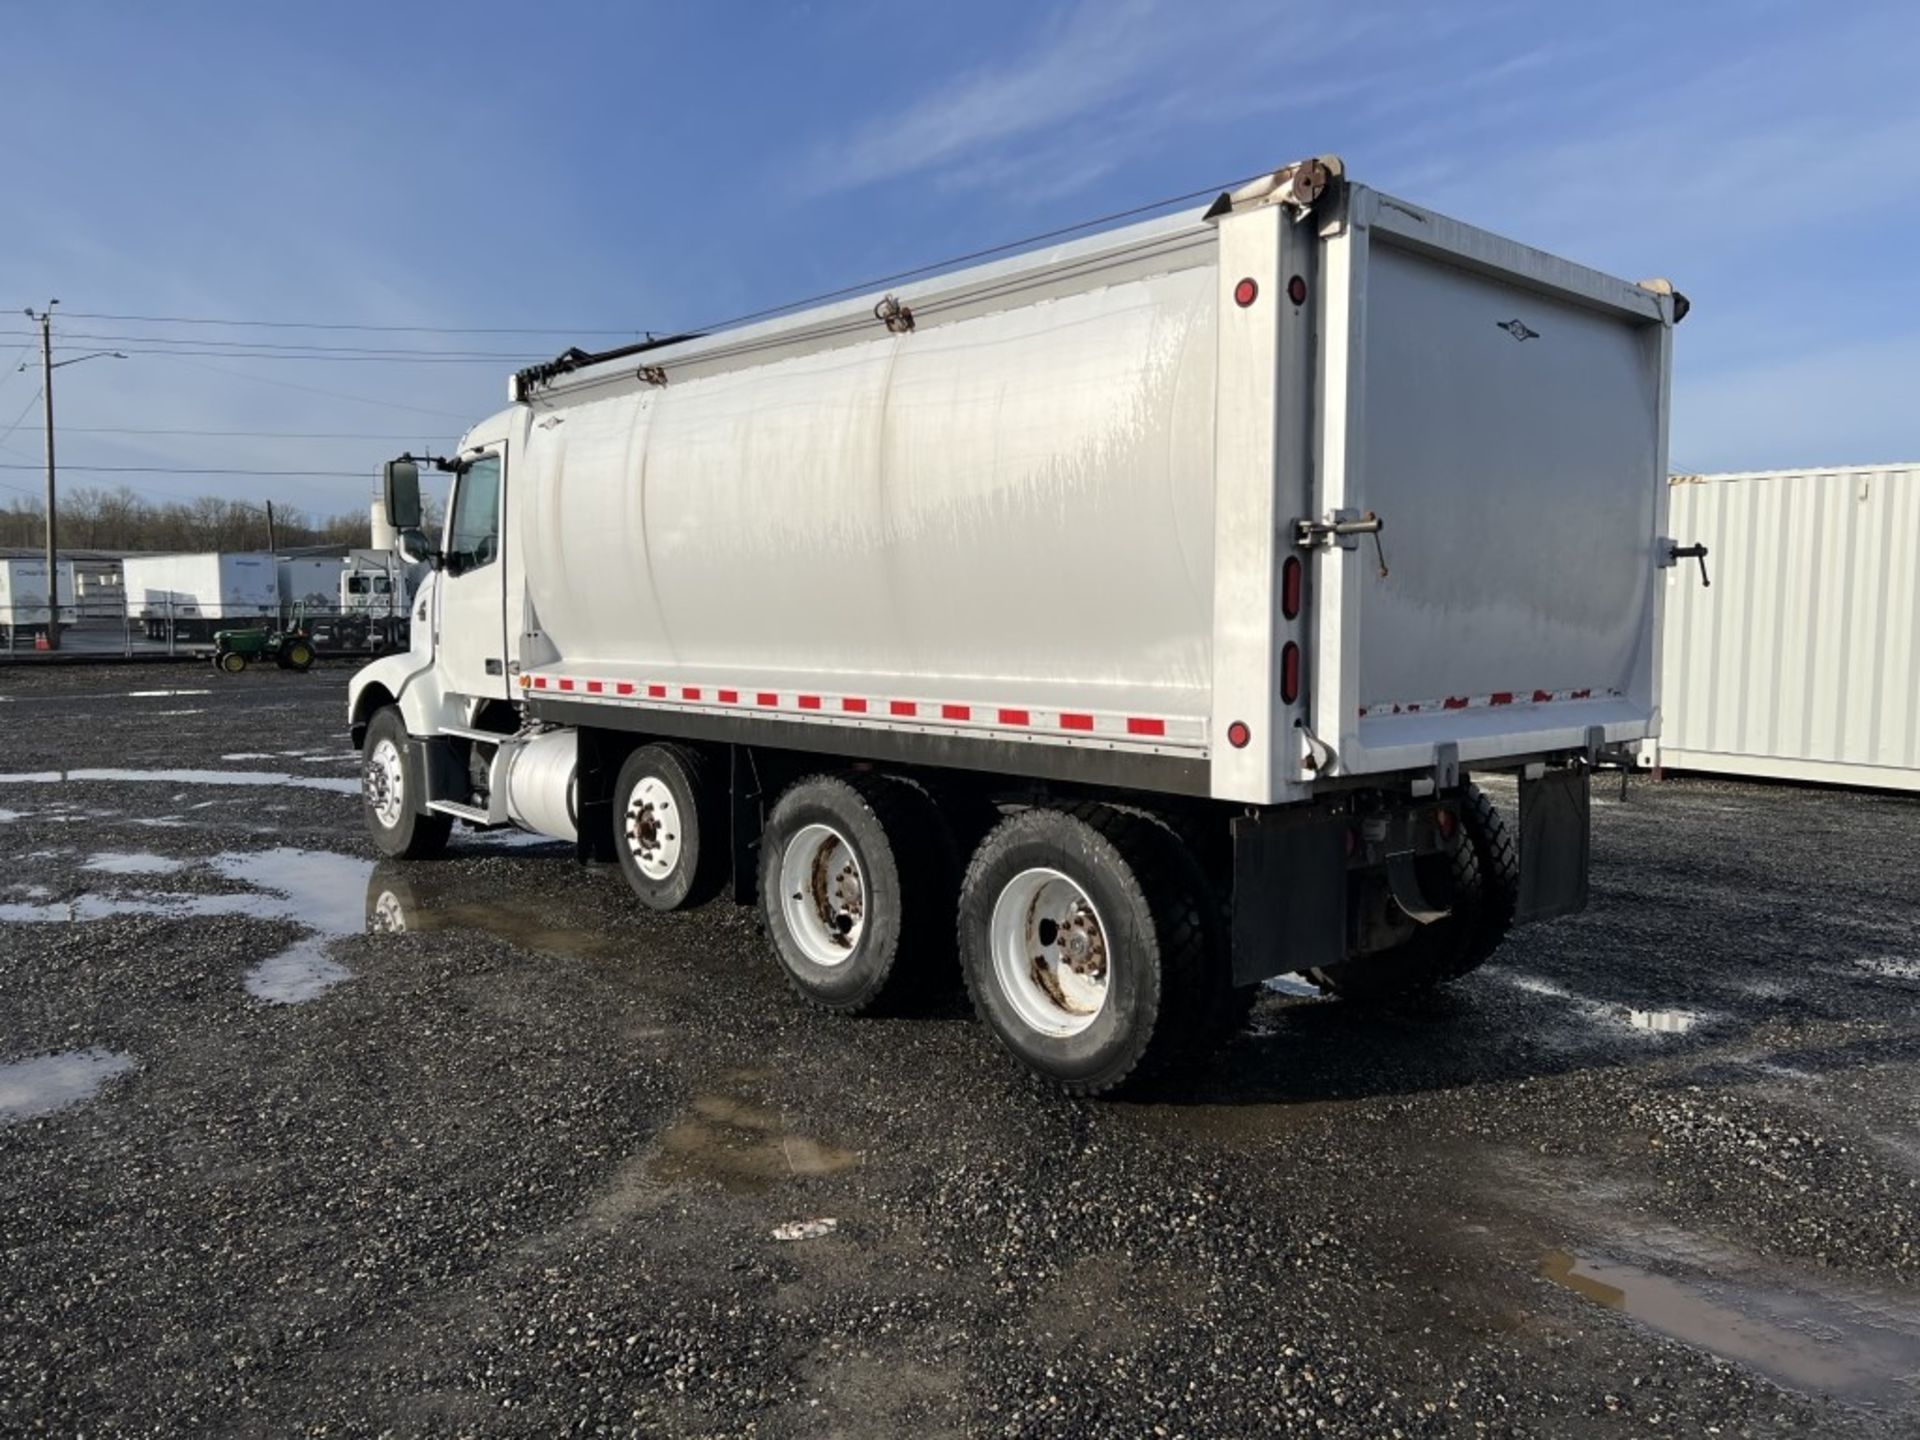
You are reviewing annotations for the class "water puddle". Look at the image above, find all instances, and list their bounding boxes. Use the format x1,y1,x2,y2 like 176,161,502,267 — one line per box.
0,808,24,824
1539,1246,1920,1411
362,863,609,958
0,767,358,796
1,846,374,1006
0,1048,136,1123
220,752,276,761
127,689,210,699
1495,970,1710,1041
1626,1008,1701,1035
647,1088,859,1194
82,851,184,876
1854,956,1920,983
1264,973,1322,999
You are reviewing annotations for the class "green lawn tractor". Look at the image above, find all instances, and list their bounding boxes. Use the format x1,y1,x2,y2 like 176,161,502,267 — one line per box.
212,608,318,674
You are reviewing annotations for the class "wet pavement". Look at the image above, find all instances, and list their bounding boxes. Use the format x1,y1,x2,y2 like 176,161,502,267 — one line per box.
2,660,1919,1437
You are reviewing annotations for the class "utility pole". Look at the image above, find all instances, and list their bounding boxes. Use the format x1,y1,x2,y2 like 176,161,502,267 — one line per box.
19,304,126,653
31,301,58,651
265,500,278,552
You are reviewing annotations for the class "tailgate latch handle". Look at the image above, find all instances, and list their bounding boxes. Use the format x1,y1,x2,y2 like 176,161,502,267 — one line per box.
1668,541,1711,588
1295,510,1389,578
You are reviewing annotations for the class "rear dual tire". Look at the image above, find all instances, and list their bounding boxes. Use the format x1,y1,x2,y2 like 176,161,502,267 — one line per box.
759,772,955,1014
958,806,1215,1096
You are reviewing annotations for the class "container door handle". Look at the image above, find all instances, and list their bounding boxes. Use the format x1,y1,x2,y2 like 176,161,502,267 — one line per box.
1669,542,1710,588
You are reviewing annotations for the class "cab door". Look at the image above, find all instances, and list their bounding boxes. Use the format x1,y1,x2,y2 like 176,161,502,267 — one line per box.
435,446,510,699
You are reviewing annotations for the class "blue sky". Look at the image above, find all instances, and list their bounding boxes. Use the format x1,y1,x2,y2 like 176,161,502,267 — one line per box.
0,0,1915,518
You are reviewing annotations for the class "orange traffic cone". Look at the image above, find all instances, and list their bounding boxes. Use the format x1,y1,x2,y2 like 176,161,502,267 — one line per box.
33,631,49,651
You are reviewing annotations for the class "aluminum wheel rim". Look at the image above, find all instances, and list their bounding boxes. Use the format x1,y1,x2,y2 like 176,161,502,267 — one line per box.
990,867,1111,1038
779,823,865,967
365,737,405,830
624,775,682,881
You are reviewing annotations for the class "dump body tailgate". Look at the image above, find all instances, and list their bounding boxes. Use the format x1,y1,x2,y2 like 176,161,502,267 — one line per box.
1310,188,1678,779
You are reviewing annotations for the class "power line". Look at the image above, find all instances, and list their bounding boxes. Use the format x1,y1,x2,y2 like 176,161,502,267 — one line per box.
54,310,651,337
166,357,476,420
0,463,368,477
60,426,445,440
0,386,44,453
0,328,538,359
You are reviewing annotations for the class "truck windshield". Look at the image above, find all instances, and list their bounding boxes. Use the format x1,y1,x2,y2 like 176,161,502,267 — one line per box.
447,454,502,572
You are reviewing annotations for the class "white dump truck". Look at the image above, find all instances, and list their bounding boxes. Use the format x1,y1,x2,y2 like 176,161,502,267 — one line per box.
348,156,1698,1094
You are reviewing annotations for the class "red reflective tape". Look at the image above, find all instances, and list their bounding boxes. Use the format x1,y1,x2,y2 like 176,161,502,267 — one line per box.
1489,691,1513,706
647,683,666,699
533,676,548,689
586,680,603,694
1532,689,1553,703
890,700,916,717
756,692,778,707
997,708,1029,726
681,686,701,701
941,703,971,721
841,697,868,713
1060,713,1094,731
1126,717,1165,737
1572,688,1592,699
616,682,635,696
798,695,822,710
558,678,574,692
1443,696,1468,710
718,688,738,704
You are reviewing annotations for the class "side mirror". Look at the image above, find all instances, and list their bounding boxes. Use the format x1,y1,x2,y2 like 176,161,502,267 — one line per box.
382,458,423,531
396,527,441,570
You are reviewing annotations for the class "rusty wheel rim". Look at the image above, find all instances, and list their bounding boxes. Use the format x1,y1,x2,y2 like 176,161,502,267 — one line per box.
990,867,1111,1038
779,823,865,967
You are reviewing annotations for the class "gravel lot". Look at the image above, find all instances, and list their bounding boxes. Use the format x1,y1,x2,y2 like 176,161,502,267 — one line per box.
3,661,1919,1438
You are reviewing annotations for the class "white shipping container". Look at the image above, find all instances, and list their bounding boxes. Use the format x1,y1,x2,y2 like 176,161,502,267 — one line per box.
1648,464,1920,791
0,558,78,627
277,557,346,609
121,553,279,619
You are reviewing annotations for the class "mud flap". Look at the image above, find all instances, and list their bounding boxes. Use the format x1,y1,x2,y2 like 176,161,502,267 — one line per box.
1230,810,1347,986
1517,766,1590,924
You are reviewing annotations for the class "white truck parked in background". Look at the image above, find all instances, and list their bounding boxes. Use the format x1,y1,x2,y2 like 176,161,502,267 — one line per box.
348,156,1698,1094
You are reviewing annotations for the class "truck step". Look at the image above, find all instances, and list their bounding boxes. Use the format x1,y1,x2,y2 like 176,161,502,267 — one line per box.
426,799,496,825
439,725,514,746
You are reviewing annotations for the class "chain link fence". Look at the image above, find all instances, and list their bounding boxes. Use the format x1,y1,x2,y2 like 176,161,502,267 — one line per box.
0,593,411,662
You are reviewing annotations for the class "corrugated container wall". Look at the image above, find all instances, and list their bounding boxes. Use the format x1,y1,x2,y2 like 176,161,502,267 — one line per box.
1650,464,1920,790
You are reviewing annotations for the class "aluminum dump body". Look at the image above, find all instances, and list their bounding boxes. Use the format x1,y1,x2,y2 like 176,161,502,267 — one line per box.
478,167,1679,803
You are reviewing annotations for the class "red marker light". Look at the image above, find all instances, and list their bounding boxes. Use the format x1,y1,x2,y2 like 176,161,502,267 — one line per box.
1280,641,1301,704
1287,274,1308,305
1233,277,1258,308
1281,555,1302,620
1227,720,1252,749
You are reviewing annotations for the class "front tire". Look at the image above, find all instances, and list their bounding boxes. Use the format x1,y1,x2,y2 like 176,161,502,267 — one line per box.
216,650,247,674
360,706,451,860
612,743,722,912
959,805,1211,1096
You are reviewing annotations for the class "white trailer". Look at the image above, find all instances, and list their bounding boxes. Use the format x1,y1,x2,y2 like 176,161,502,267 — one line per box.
0,558,77,639
348,156,1697,1093
122,553,278,642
